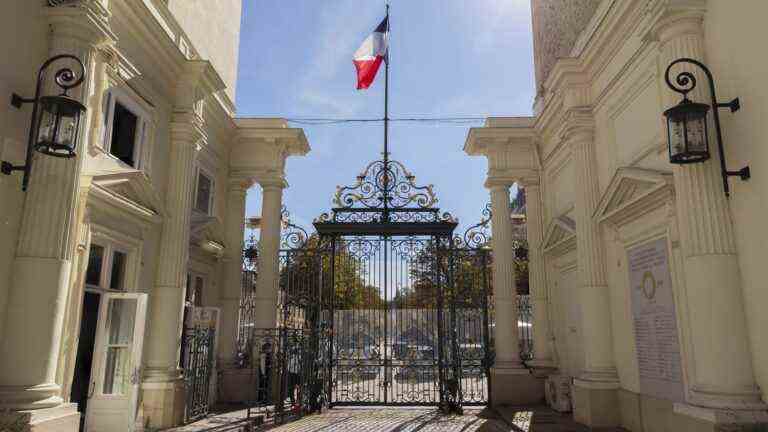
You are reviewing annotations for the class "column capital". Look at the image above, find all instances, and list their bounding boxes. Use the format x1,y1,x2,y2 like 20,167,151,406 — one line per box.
485,178,514,190
258,177,288,191
644,0,706,43
226,180,250,195
173,60,226,115
45,0,116,48
559,108,595,144
170,112,206,147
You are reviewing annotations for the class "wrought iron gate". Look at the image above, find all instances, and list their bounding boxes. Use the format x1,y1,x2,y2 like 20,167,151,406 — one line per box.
270,159,494,413
182,327,216,422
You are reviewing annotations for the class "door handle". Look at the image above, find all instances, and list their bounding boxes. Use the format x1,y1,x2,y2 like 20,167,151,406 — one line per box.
130,366,141,385
87,381,96,399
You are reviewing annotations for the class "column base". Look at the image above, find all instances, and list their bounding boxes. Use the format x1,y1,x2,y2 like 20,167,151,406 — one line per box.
572,376,621,428
140,379,185,429
0,383,64,410
490,366,545,407
219,368,258,403
0,403,79,432
672,403,768,432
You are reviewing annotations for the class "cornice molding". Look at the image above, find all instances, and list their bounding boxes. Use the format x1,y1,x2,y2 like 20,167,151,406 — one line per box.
465,120,540,186
464,118,537,156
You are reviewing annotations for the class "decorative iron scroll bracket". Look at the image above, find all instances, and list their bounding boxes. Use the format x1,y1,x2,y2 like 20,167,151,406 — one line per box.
455,203,492,249
281,207,310,249
665,58,750,196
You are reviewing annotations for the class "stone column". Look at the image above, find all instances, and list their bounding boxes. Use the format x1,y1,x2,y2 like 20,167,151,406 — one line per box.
487,180,543,406
654,10,767,424
218,182,249,365
142,113,201,429
0,4,111,428
522,181,554,370
568,110,620,427
252,180,285,330
217,181,260,403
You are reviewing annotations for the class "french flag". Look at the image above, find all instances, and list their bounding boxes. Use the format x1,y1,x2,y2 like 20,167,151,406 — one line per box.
353,16,389,90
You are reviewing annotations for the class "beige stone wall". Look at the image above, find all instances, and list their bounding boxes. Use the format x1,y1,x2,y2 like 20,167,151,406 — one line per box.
0,1,51,340
535,0,768,429
167,0,243,102
703,0,768,405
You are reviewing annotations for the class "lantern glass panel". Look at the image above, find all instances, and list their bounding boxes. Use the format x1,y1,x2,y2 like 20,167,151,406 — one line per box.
685,112,708,154
34,95,85,158
667,116,685,159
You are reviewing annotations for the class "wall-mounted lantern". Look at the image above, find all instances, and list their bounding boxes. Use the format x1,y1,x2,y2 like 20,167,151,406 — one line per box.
1,54,87,191
663,58,749,196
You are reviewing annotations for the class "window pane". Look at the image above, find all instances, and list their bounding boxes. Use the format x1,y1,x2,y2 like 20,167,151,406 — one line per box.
103,347,130,395
110,102,138,167
86,245,104,286
110,251,127,291
106,298,136,345
195,172,212,213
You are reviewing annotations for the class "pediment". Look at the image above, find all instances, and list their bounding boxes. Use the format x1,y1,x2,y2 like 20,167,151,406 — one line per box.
190,214,226,258
90,171,164,224
594,167,674,227
543,215,576,256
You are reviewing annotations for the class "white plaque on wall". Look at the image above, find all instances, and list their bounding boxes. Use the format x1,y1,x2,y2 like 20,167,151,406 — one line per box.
628,237,684,402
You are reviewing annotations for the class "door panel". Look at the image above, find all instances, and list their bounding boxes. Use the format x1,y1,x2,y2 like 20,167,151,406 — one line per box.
85,293,147,432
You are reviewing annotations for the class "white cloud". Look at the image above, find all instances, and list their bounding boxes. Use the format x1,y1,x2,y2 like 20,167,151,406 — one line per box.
458,0,532,52
290,1,381,116
299,89,361,117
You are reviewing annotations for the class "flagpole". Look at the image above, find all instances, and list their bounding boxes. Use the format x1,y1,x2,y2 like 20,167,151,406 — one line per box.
383,2,390,220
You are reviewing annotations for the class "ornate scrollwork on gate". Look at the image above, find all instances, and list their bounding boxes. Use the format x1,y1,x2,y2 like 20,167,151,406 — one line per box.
334,159,437,209
344,237,380,260
454,203,492,249
281,207,310,250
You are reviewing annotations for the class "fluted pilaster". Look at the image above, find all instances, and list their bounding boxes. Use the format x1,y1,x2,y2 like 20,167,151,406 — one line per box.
655,11,764,411
144,115,201,381
523,182,554,367
488,181,523,368
566,110,617,384
0,3,112,410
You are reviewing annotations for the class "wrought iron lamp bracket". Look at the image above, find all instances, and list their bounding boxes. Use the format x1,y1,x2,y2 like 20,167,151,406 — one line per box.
2,54,86,190
665,57,750,196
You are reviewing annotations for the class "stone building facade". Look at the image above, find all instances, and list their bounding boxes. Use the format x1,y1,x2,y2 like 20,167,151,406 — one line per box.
0,1,308,431
467,1,768,430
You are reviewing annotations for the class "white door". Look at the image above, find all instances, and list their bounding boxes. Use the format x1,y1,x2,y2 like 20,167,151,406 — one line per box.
85,293,148,432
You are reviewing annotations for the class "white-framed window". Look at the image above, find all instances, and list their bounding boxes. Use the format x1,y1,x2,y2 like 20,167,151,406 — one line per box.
102,88,152,171
85,242,130,292
193,168,215,215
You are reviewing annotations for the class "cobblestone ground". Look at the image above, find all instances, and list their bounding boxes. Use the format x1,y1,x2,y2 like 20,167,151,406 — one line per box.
267,407,510,432
165,406,625,432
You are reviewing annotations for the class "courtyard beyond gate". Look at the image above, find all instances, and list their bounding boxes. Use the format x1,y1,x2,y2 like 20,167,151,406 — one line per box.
237,158,525,418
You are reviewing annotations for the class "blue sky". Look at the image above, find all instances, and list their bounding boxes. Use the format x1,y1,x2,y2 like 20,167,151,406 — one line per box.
236,0,534,235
